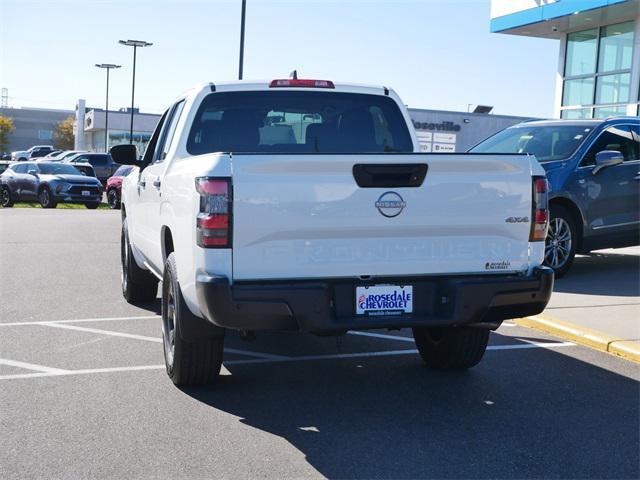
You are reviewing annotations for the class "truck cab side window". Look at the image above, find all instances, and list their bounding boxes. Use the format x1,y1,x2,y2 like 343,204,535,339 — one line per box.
153,100,185,164
581,125,639,167
141,110,169,165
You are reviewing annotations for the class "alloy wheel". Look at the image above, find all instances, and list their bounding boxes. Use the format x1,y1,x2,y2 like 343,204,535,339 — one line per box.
1,187,9,207
39,189,49,207
121,231,129,292
545,217,572,270
163,281,177,367
107,190,118,209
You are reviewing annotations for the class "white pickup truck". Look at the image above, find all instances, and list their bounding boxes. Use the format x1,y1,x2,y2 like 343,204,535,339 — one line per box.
111,78,553,386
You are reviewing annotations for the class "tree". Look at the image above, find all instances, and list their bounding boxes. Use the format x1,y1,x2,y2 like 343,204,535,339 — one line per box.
0,114,15,153
54,116,75,150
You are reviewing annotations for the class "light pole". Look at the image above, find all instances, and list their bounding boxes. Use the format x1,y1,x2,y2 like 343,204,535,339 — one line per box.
118,39,153,144
238,0,246,80
95,63,121,152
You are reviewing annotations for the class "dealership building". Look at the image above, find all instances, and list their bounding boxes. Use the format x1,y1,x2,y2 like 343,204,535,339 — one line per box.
491,0,640,118
73,99,160,153
408,108,533,152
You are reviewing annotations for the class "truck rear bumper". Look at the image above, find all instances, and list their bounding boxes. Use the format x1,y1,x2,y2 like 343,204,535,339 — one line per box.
196,268,553,334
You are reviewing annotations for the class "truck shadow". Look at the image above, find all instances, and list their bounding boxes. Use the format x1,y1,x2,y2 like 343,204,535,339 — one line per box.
181,334,639,479
554,251,640,297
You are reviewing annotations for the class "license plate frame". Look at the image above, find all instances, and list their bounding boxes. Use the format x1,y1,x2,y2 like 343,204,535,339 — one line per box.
355,284,413,316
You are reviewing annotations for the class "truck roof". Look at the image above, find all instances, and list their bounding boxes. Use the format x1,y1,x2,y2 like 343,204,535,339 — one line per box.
179,80,392,102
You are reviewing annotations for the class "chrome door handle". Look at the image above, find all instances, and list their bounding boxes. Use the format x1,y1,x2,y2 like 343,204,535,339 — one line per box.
634,173,640,181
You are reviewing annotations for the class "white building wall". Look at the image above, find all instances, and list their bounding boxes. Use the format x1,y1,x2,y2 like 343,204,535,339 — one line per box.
74,99,86,150
554,36,567,118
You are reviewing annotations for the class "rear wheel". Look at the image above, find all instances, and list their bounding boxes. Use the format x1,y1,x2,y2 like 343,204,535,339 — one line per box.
38,187,57,209
544,205,577,278
0,186,14,207
412,326,489,370
162,252,224,386
107,189,120,209
121,219,158,303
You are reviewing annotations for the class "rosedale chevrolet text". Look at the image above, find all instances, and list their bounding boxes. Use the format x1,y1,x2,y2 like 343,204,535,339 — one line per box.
110,78,554,386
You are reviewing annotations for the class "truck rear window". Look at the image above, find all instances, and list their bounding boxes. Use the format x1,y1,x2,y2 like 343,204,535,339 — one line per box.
187,91,414,155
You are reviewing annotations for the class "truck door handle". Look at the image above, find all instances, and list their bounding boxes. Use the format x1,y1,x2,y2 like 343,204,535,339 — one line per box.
634,173,640,181
138,179,146,189
152,178,161,189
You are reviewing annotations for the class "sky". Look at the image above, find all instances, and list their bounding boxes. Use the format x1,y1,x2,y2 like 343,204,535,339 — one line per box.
0,0,559,118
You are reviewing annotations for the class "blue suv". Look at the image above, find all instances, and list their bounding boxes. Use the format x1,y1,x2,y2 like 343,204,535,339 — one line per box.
470,117,639,276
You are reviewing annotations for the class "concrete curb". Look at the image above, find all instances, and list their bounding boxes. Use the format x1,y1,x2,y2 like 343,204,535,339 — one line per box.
514,314,640,363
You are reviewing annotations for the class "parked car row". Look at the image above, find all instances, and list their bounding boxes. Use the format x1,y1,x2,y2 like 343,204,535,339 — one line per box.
11,145,56,161
0,161,103,208
0,154,133,209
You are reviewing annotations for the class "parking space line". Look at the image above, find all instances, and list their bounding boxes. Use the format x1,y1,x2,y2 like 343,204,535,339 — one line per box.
225,348,290,360
0,315,160,327
226,349,420,366
41,322,290,360
490,341,575,350
348,323,518,342
348,331,414,342
0,341,576,381
0,358,70,374
42,322,163,343
225,341,576,366
0,364,165,381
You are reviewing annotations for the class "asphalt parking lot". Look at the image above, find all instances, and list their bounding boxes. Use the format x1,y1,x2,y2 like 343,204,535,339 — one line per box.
1,209,639,479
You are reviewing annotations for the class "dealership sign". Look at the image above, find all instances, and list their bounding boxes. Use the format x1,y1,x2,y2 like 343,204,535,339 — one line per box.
412,120,461,132
413,121,459,153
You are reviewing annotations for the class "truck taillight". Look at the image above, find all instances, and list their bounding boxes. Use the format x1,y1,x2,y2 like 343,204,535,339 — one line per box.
530,177,549,242
195,177,232,248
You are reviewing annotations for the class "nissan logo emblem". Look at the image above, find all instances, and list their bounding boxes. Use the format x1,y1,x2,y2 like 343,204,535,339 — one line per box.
375,191,406,218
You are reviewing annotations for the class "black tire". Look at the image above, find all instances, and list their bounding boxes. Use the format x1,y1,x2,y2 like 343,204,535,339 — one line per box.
121,218,159,303
0,186,14,207
107,188,120,209
38,186,57,209
412,326,489,370
85,201,100,209
162,252,224,386
544,205,578,278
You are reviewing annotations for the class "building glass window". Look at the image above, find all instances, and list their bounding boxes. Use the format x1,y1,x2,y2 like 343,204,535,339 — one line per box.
560,108,592,119
561,21,636,119
565,29,598,76
598,22,634,73
38,130,53,140
563,78,595,106
595,73,631,105
593,105,628,118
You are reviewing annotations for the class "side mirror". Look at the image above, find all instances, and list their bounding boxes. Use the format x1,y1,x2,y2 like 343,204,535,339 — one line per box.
109,144,139,166
27,169,38,176
593,150,623,174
